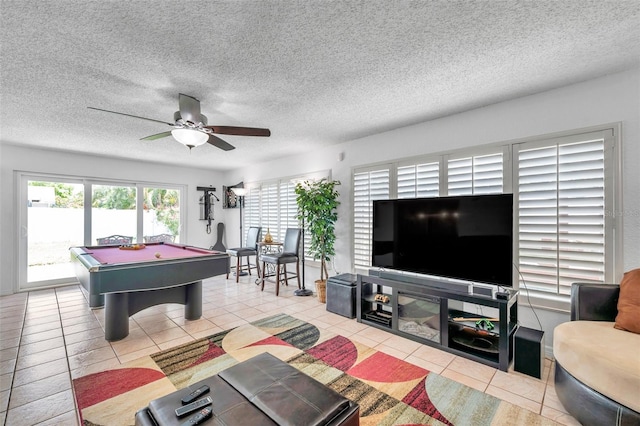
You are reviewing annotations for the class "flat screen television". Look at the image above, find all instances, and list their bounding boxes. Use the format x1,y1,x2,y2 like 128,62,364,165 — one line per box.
372,194,513,287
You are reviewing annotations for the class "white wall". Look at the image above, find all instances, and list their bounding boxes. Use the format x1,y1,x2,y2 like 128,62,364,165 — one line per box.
0,146,227,295
227,68,640,353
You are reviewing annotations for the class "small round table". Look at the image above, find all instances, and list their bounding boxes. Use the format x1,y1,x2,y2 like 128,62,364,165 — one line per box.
256,241,283,284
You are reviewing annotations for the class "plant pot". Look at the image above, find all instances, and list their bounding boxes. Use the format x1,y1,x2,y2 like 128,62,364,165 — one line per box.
316,279,327,303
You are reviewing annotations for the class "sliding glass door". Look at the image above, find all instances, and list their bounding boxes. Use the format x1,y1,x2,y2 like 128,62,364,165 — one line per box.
143,187,181,243
91,184,137,245
21,177,85,288
18,174,184,291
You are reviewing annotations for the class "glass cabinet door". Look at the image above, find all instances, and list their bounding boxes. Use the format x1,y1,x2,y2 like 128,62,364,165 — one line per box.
397,293,441,343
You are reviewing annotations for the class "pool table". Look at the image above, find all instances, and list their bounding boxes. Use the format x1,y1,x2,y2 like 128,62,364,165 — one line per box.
70,242,229,341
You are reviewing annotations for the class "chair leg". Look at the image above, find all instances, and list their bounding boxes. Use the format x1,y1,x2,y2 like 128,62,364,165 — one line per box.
236,256,241,283
260,261,266,292
255,254,261,278
275,264,281,296
283,265,288,286
246,256,252,276
296,260,301,289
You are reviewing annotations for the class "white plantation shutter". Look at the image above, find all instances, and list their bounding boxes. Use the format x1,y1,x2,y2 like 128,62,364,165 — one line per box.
517,131,612,301
448,157,473,195
448,153,503,195
397,162,439,199
474,153,504,194
261,183,279,241
244,186,261,241
279,181,307,256
278,181,297,237
353,168,390,268
241,175,322,260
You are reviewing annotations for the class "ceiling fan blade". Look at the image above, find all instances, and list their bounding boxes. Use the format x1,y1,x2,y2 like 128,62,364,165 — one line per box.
204,125,271,137
87,107,173,125
141,131,172,141
178,93,202,124
207,134,236,151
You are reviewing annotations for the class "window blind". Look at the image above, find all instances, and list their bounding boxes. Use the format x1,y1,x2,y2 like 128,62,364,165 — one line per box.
278,181,308,258
278,181,297,238
244,186,262,242
261,183,280,242
353,168,390,268
448,153,503,195
242,175,325,261
397,162,439,199
517,137,606,298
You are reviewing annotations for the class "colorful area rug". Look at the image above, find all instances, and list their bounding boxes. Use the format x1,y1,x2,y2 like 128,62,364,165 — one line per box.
73,313,557,425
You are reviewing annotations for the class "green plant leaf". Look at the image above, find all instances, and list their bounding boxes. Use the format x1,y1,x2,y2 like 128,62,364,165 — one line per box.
295,178,341,281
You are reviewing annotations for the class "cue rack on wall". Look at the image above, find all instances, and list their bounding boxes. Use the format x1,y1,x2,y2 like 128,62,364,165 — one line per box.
197,186,218,234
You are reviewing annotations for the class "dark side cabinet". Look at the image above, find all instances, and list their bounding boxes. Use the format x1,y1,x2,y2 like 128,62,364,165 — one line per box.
326,274,358,318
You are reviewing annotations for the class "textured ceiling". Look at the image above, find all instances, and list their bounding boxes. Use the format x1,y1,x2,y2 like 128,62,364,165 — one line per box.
1,1,639,170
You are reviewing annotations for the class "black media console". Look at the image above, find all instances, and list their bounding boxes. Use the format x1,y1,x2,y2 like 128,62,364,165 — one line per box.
356,273,518,371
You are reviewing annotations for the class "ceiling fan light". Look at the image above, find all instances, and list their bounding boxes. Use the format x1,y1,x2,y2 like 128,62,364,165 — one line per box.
171,128,208,148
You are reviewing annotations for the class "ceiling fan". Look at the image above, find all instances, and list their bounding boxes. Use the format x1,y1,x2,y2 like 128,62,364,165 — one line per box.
88,93,270,150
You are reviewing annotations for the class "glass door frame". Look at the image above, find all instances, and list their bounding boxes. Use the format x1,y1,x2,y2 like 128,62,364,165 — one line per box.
18,173,86,291
89,181,138,246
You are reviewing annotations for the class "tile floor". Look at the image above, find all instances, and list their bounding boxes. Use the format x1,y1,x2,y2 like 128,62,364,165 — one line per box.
0,275,581,426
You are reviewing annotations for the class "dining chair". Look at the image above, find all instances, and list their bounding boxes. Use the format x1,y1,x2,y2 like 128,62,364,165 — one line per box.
226,226,262,283
260,228,302,296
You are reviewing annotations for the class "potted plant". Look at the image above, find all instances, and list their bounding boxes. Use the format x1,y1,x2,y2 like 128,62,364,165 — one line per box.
295,178,341,302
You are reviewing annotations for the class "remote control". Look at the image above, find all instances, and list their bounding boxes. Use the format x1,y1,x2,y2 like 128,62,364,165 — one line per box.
175,396,213,417
180,407,213,426
181,385,210,405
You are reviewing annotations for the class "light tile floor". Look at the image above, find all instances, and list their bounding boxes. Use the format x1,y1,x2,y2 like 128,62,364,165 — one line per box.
0,275,581,425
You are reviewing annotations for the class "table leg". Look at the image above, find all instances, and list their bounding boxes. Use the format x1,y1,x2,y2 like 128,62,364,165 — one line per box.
104,281,203,341
185,281,202,320
105,292,130,341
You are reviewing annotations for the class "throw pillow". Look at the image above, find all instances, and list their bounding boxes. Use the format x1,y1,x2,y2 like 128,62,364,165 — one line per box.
614,268,640,334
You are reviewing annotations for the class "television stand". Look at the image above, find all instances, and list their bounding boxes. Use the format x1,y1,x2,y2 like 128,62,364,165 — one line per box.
356,274,518,371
